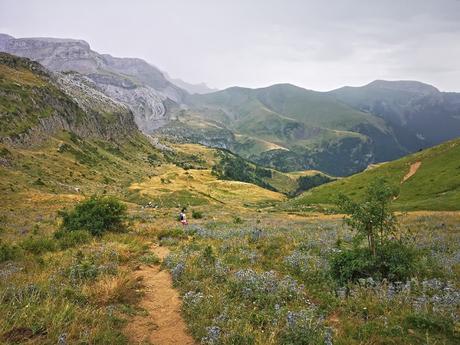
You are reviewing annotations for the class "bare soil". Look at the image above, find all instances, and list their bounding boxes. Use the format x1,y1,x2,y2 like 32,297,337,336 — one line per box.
125,245,196,345
402,161,422,183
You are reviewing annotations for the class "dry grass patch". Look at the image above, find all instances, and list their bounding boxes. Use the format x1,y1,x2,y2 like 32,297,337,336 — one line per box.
83,274,141,306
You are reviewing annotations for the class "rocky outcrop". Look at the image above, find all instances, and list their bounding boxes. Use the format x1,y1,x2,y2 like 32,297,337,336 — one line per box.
0,34,187,132
0,53,138,147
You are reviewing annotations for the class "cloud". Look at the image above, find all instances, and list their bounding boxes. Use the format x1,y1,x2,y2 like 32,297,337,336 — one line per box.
1,0,459,91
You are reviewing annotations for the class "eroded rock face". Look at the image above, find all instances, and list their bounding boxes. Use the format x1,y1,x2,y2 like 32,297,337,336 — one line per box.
0,52,138,146
0,34,186,132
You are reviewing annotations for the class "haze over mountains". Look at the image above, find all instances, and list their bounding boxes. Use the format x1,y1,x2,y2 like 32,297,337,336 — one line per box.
1,33,459,176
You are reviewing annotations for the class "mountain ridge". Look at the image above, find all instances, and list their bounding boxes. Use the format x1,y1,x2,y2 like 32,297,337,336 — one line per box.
0,33,188,132
1,32,458,177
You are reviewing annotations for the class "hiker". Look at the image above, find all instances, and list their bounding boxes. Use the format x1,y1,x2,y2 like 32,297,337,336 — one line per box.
179,208,188,226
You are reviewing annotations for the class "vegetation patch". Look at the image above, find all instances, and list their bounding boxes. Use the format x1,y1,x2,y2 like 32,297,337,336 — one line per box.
59,196,127,236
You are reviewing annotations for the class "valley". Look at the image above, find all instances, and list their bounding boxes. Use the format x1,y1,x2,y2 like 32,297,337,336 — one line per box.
0,35,459,345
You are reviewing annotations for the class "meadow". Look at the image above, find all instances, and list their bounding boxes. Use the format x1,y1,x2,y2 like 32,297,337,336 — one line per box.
161,211,460,344
0,139,459,344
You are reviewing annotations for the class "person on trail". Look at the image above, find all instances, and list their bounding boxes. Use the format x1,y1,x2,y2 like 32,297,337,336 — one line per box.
179,208,188,226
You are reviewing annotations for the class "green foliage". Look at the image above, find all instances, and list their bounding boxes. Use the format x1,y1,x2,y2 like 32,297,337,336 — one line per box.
329,178,420,284
0,241,21,262
233,216,243,224
67,250,118,283
59,196,127,236
404,313,455,335
278,309,325,345
192,210,203,219
20,236,56,255
291,173,334,196
290,138,460,211
164,150,206,170
201,245,215,264
337,178,398,255
147,152,161,165
139,252,160,265
255,166,272,178
157,228,186,240
54,229,92,249
32,177,46,186
330,241,418,284
212,150,277,191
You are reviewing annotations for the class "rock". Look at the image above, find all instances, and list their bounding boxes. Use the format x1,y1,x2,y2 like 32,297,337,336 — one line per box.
0,35,187,133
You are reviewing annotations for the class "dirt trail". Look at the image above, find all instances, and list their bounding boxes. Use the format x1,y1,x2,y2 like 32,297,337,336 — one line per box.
402,161,421,183
125,245,196,345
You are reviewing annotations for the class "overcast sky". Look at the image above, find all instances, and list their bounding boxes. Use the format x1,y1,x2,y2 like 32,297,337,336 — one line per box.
1,0,460,91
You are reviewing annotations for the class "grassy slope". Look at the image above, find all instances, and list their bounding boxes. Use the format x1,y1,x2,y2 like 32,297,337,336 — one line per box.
0,62,84,137
176,84,406,175
253,83,388,131
187,86,375,149
0,56,290,343
287,138,460,211
1,57,459,345
191,84,387,131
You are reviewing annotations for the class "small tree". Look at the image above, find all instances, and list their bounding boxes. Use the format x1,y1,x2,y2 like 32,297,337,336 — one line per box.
59,196,127,236
337,178,398,256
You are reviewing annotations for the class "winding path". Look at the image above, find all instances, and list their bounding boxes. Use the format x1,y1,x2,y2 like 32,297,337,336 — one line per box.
125,245,196,345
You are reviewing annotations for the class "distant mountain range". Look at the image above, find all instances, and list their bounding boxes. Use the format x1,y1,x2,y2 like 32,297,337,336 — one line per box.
1,33,459,176
163,72,218,95
160,81,460,175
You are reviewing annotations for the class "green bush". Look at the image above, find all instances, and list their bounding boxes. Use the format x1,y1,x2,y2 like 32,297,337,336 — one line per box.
59,196,127,236
0,241,21,262
192,210,203,219
20,236,56,255
330,241,418,284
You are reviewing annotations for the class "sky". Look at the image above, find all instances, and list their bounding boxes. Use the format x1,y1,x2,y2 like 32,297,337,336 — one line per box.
1,0,460,91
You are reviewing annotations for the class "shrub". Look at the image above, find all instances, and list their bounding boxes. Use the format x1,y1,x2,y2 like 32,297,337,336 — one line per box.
59,196,127,236
330,241,418,284
192,210,203,219
0,241,20,262
337,178,398,256
20,236,56,255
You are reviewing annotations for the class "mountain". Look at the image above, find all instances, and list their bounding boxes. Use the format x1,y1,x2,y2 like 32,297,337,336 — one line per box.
0,52,138,144
329,80,460,149
285,137,460,211
157,83,408,176
2,33,458,178
0,52,331,201
163,72,218,94
0,33,187,132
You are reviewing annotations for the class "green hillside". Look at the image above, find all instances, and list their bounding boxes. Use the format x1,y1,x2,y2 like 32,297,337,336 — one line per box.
329,80,460,149
158,84,408,176
286,138,460,211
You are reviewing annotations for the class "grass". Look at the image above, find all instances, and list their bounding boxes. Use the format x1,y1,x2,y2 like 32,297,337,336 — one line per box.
286,138,460,212
1,56,459,343
160,211,460,344
1,130,459,344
